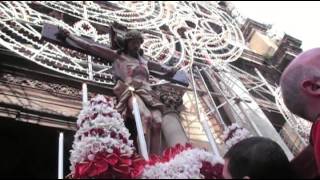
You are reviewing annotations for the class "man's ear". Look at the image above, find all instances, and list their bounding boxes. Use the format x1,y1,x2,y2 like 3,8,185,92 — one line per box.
301,80,320,96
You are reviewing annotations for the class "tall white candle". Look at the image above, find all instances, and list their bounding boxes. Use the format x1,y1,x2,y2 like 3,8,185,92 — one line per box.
132,95,149,161
58,132,64,179
82,83,88,107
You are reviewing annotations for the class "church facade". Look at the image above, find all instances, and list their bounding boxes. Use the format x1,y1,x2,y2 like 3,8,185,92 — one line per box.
0,1,307,178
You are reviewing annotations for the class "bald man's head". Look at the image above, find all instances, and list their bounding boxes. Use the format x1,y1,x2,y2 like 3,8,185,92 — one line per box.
280,48,320,121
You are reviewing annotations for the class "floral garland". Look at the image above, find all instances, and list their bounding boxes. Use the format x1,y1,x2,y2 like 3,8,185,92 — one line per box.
222,123,252,150
142,144,224,179
69,95,145,179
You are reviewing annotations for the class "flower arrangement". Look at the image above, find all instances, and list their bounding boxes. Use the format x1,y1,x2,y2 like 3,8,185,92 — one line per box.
69,95,145,179
222,123,252,150
142,144,224,179
69,95,225,179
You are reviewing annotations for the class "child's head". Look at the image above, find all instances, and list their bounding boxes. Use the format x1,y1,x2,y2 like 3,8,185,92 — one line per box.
223,137,293,179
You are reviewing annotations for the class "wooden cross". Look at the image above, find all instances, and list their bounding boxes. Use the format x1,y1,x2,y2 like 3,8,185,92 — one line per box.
41,23,189,87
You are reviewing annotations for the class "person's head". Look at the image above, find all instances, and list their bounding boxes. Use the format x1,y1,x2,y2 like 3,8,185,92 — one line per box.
223,137,292,179
280,48,320,122
123,30,144,58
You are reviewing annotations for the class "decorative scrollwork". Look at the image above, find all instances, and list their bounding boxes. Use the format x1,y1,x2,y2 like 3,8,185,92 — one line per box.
0,1,244,85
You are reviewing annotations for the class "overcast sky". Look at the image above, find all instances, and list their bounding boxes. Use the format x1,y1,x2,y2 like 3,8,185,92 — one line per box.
232,1,320,50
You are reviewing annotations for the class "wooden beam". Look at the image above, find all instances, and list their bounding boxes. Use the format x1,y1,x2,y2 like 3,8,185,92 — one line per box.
41,23,189,86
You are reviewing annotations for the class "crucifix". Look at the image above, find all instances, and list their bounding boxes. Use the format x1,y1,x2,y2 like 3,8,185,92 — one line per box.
41,23,189,156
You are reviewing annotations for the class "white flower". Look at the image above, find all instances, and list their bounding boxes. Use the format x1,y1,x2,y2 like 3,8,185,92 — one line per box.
107,148,113,153
88,154,95,161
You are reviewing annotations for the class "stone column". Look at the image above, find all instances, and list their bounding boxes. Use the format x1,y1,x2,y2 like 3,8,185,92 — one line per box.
162,112,188,147
154,84,189,148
